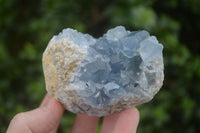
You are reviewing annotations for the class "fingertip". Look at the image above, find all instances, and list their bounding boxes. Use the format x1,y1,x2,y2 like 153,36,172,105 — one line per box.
123,108,140,123
40,94,51,107
40,95,64,116
47,97,64,114
101,107,140,133
70,113,99,133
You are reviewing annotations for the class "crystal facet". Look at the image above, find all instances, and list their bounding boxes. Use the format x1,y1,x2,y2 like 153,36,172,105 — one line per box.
42,26,164,116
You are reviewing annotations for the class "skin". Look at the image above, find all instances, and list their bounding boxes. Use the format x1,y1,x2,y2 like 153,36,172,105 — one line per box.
7,94,139,133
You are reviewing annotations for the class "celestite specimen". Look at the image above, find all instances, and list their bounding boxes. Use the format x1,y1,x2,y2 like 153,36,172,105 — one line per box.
42,26,164,116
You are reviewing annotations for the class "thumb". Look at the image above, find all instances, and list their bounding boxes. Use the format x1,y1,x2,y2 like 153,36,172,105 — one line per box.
7,94,64,133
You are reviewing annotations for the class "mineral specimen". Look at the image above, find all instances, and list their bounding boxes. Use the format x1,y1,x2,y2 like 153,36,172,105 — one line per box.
42,26,164,116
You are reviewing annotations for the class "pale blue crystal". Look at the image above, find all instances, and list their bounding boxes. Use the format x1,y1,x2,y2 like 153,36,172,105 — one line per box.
43,26,164,116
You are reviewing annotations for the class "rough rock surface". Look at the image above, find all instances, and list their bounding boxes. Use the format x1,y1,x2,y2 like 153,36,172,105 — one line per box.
42,26,164,116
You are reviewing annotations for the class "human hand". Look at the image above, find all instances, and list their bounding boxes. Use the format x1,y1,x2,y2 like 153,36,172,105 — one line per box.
7,94,139,133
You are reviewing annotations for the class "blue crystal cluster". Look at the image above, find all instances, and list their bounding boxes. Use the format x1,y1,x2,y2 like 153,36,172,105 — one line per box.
43,26,164,116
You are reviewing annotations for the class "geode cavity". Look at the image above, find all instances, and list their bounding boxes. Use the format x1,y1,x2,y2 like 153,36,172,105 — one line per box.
42,26,164,116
